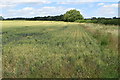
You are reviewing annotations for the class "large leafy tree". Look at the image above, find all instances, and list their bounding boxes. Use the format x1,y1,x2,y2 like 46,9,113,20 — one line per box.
64,9,83,22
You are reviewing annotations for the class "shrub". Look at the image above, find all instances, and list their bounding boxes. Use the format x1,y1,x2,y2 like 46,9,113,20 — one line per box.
75,19,120,25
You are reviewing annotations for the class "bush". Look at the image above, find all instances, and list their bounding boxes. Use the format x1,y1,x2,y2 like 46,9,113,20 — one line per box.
75,19,120,25
75,20,86,23
75,20,98,23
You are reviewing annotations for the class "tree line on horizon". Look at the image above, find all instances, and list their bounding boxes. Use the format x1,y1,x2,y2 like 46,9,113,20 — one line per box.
0,9,119,25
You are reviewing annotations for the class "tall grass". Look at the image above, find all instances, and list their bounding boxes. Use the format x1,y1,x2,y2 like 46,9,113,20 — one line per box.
80,23,118,78
2,21,118,78
0,21,2,78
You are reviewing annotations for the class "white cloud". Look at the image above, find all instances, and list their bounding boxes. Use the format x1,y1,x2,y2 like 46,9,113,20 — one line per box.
57,0,118,4
1,0,119,6
22,7,34,11
2,1,118,18
4,6,83,18
1,0,51,8
2,0,51,4
57,2,86,4
96,4,118,17
0,4,15,8
98,3,104,6
103,4,118,8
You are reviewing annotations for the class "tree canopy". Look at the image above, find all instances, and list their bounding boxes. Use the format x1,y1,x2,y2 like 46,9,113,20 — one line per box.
64,9,83,22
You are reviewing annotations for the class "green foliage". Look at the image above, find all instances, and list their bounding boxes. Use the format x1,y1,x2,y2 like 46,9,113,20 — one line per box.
64,9,83,22
75,20,98,23
75,19,119,25
75,20,86,23
98,19,119,25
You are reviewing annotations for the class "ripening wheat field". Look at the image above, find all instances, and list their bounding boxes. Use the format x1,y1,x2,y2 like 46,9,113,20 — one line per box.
1,21,118,78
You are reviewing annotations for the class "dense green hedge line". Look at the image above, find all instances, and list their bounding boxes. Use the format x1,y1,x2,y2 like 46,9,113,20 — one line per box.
75,19,120,25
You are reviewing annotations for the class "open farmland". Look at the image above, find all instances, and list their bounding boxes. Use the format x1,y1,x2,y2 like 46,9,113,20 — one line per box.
1,21,118,78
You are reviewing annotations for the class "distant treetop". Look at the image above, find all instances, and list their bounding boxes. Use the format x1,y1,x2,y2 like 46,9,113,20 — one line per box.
63,9,84,22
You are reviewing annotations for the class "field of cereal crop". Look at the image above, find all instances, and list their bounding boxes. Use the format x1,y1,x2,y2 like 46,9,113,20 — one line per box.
1,21,118,78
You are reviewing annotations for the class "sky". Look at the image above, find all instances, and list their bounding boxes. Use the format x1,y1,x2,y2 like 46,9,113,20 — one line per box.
0,0,119,18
